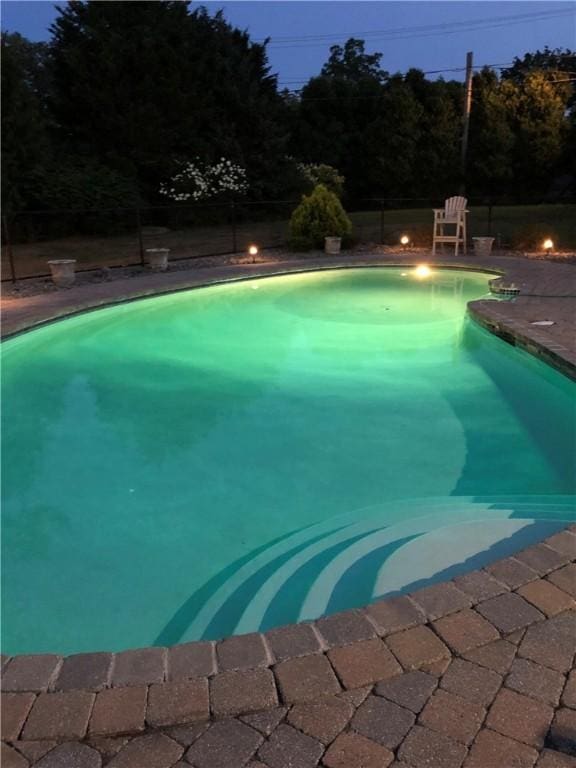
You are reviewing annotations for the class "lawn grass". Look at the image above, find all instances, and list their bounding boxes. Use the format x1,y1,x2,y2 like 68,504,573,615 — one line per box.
2,204,574,280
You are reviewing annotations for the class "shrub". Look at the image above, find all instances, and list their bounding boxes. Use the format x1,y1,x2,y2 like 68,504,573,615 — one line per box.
289,184,352,250
12,160,140,240
297,163,345,197
27,161,138,212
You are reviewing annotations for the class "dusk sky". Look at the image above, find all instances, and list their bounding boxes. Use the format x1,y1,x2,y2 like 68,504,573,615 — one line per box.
1,0,574,86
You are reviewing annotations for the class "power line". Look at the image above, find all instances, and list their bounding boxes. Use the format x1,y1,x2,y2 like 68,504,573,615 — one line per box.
263,8,574,49
277,61,517,87
281,76,576,100
277,64,576,93
276,60,576,86
260,8,572,43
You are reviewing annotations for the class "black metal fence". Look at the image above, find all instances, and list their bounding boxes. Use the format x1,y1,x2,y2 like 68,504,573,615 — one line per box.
2,197,575,283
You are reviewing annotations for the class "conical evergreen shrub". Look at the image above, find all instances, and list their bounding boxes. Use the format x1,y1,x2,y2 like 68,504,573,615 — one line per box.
289,184,352,251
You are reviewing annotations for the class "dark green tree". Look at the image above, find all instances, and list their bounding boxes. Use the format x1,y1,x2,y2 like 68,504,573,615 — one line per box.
290,39,389,198
502,47,576,109
361,75,424,198
48,1,290,200
404,70,462,198
467,68,515,198
321,38,387,83
501,48,575,196
1,33,51,210
291,43,463,200
501,71,569,196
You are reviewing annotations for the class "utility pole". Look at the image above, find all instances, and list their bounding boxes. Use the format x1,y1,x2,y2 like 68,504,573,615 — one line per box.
460,51,473,194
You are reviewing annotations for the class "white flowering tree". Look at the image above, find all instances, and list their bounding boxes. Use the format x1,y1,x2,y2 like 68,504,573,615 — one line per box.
159,158,248,202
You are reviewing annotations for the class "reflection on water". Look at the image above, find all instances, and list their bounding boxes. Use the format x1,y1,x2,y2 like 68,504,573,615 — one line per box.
449,319,575,495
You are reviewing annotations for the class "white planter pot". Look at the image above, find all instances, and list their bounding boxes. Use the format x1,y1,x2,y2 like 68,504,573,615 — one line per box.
324,237,342,255
145,248,170,272
472,237,495,259
47,259,76,287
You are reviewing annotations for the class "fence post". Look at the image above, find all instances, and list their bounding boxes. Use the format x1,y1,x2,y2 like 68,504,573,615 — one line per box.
2,214,16,284
379,201,385,245
136,208,145,266
230,201,237,253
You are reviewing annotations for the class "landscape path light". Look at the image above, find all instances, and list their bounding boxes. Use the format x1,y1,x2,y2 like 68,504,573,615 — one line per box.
400,234,410,251
543,238,554,256
248,244,258,263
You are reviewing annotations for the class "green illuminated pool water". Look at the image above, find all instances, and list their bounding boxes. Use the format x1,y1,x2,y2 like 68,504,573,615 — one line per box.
2,267,575,655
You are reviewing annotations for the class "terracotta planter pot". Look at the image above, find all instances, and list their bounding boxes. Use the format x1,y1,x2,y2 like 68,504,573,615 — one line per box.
47,259,76,287
472,237,495,258
145,248,170,272
324,237,342,255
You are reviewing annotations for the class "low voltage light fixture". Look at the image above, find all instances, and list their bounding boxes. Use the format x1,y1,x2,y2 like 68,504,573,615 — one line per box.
543,238,554,255
248,244,259,262
400,235,410,250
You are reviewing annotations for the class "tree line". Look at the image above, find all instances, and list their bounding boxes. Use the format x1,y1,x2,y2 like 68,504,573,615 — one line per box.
2,0,575,216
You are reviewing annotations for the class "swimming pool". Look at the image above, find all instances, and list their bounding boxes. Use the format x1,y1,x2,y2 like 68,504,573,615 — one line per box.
2,267,574,654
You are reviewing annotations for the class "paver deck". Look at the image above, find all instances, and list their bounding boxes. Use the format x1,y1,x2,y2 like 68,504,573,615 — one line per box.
1,251,575,766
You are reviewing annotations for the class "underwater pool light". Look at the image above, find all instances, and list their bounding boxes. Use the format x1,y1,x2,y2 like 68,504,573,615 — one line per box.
414,264,432,278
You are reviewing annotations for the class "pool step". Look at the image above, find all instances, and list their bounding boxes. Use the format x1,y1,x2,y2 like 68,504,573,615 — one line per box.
158,495,574,645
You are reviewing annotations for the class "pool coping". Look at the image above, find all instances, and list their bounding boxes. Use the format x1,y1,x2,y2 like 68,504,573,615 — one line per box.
4,257,503,340
2,251,576,379
1,252,575,759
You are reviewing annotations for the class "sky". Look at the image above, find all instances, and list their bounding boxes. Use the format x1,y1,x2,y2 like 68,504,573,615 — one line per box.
1,0,574,87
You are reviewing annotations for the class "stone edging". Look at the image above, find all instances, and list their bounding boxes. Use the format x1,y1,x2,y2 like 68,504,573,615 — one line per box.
1,256,501,340
2,253,575,379
468,303,576,382
2,528,575,745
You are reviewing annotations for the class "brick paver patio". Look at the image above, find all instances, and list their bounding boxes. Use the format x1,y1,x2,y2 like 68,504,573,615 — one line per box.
1,252,575,766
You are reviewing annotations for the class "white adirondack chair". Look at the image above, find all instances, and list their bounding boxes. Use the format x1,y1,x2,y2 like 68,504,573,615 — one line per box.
432,196,468,256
